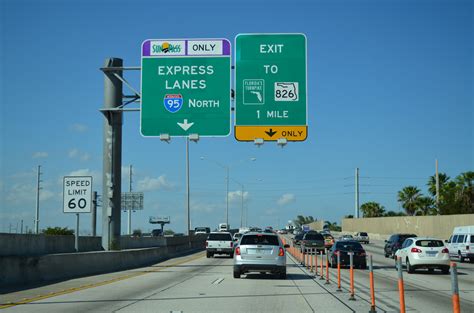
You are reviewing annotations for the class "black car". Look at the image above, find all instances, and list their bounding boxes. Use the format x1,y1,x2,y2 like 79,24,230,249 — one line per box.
329,241,367,269
384,233,417,258
300,232,325,253
293,233,304,246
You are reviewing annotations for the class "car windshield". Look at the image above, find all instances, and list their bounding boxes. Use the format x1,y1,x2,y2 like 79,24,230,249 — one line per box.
241,234,279,246
359,232,368,236
323,234,334,239
295,234,304,240
336,242,363,251
208,233,232,241
305,234,324,240
415,240,444,247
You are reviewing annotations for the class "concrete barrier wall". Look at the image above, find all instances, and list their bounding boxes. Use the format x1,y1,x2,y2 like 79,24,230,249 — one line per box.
0,233,209,256
307,221,325,231
0,235,208,287
342,214,474,240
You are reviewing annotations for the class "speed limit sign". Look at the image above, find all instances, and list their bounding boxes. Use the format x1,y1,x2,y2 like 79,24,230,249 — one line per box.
63,176,92,213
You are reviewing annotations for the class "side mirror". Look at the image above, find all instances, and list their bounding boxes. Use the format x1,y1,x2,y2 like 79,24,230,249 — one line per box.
284,244,290,248
444,240,448,243
384,240,388,243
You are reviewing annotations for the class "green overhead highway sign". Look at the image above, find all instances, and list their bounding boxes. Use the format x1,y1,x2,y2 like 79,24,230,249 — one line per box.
234,33,307,141
141,39,231,137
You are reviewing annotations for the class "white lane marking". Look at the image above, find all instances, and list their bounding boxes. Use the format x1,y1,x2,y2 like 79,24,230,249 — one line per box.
212,277,225,285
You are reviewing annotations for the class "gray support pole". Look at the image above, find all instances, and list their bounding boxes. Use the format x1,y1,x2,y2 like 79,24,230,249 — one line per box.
102,58,123,250
20,220,23,234
240,185,244,228
226,167,229,226
185,137,190,236
435,159,440,209
92,191,97,236
128,165,132,235
35,165,41,234
355,167,360,218
75,213,80,251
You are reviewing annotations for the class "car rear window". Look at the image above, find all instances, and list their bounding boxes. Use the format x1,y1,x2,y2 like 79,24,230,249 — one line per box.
208,233,232,241
323,234,334,239
359,232,368,236
305,234,324,240
336,242,363,250
415,240,444,247
295,234,304,240
471,235,474,243
398,234,417,242
241,235,279,246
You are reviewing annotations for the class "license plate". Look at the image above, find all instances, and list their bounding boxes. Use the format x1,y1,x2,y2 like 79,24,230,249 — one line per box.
217,248,222,252
426,251,437,257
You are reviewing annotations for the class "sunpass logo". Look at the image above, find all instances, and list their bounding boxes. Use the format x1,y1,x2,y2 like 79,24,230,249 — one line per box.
150,40,185,56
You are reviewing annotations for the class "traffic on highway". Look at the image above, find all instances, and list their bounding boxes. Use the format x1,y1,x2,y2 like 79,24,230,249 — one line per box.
2,226,473,313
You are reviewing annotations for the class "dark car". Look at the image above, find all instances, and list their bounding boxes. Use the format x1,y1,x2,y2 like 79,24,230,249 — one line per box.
293,233,304,246
300,232,325,253
329,241,367,269
384,233,417,258
151,229,163,236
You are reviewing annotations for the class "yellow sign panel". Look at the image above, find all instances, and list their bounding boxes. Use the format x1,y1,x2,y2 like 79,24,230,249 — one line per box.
234,126,307,142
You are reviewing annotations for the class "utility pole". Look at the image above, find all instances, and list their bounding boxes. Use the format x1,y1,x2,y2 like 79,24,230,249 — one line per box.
240,185,244,228
226,167,229,226
355,167,360,218
20,220,23,234
35,165,42,234
92,191,97,236
128,165,133,235
101,58,123,250
435,159,440,209
185,138,190,236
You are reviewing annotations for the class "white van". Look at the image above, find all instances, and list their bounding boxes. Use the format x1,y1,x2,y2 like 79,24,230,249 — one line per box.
218,223,229,232
446,225,474,263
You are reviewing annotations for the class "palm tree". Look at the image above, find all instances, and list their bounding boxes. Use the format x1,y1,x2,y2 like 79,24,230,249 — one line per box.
455,171,474,213
397,186,422,216
360,202,386,217
416,196,436,215
427,173,450,197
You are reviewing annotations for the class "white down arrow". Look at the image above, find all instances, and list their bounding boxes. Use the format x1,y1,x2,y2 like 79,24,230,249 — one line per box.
177,119,194,131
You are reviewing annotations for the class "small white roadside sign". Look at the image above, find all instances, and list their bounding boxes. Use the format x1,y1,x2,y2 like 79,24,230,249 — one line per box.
63,176,92,213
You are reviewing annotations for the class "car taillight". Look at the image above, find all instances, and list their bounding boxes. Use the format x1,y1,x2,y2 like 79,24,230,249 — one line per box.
334,250,339,255
411,247,422,253
235,247,240,255
442,248,449,253
279,247,285,256
230,242,233,248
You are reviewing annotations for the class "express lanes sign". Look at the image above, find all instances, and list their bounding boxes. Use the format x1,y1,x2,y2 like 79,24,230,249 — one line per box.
140,39,231,137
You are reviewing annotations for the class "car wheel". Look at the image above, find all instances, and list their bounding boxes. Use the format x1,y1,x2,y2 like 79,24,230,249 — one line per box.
206,251,211,258
331,258,337,268
458,252,464,263
360,263,367,270
406,258,414,274
230,253,234,258
428,268,434,273
384,253,389,258
233,270,241,278
442,266,450,274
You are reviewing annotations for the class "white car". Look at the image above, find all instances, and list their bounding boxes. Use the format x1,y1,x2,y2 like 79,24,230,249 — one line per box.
395,237,450,274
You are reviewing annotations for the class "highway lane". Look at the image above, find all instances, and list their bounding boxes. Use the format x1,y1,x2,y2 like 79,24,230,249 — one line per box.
285,235,474,313
1,250,367,313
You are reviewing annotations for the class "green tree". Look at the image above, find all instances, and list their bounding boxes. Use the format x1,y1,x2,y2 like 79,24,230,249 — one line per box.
42,227,74,235
397,186,422,216
293,215,315,227
455,171,474,214
324,221,341,232
416,196,436,215
360,202,386,217
164,229,175,235
427,173,451,197
384,211,406,217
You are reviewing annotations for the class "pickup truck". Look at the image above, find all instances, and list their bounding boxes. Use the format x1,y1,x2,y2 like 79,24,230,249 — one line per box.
355,232,370,244
206,232,234,258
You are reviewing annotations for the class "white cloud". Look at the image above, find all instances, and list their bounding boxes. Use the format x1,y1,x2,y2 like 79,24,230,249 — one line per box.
32,152,48,159
277,193,296,206
68,148,91,161
190,200,218,213
228,190,249,203
265,208,278,215
6,183,55,204
70,123,88,132
136,175,174,192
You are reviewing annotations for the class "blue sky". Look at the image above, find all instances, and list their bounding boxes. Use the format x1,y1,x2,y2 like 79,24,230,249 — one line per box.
1,0,472,234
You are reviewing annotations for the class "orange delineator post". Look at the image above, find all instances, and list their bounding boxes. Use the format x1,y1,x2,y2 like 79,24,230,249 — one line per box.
337,251,341,291
314,250,318,276
319,251,324,280
349,252,355,300
310,249,314,272
369,254,376,313
325,249,330,284
397,257,406,313
451,262,461,313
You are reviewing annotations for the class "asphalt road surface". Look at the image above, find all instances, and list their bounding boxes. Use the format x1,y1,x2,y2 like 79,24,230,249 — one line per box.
1,239,473,313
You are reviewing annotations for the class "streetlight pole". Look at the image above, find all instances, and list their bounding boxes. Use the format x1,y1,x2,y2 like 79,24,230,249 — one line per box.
226,166,229,226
